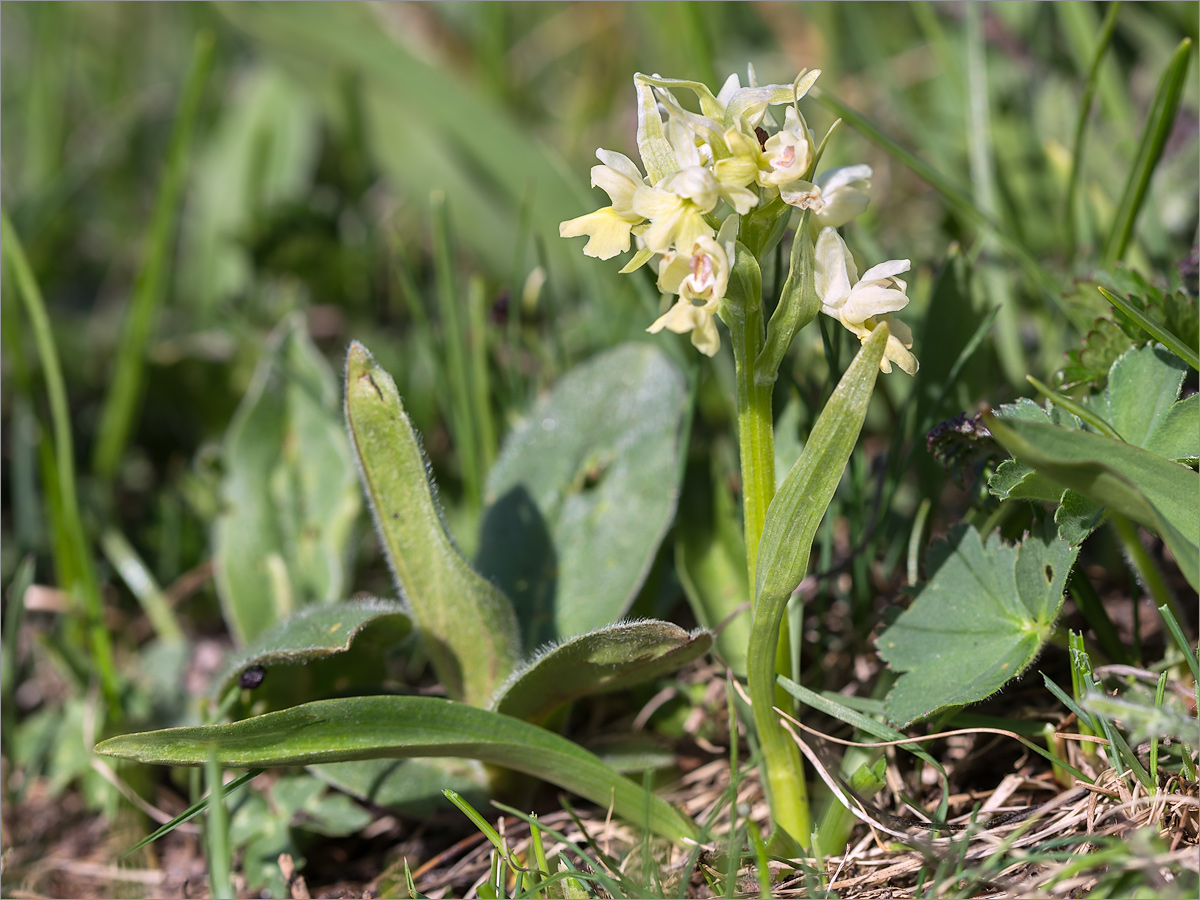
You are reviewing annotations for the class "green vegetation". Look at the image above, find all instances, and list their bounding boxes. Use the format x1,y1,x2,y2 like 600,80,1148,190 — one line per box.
3,3,1197,898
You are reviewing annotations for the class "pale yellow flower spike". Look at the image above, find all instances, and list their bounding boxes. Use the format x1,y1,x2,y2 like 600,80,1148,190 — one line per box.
813,227,918,374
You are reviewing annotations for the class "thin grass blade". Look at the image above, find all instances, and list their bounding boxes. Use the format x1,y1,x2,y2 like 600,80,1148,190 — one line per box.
92,32,214,480
1102,38,1193,265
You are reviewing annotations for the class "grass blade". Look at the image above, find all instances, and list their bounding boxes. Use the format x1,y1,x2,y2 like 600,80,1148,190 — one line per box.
92,32,214,480
100,528,185,643
1063,1,1122,253
1098,286,1200,371
1102,38,1193,266
95,695,698,844
124,768,265,856
1,209,119,707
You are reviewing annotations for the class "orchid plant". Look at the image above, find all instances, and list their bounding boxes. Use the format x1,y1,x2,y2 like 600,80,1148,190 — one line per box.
562,68,917,850
95,65,920,863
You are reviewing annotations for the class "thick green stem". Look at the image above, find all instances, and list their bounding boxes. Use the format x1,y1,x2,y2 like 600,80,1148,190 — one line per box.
723,244,811,849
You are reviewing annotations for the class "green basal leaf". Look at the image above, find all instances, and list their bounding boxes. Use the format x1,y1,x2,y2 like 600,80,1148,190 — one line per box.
490,620,712,725
94,696,697,843
214,314,361,644
878,522,1079,728
476,343,688,647
213,598,411,697
344,342,521,708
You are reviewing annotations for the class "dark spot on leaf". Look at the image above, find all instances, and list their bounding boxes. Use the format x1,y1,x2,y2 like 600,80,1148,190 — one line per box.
1044,564,1053,584
582,460,606,490
239,665,266,690
392,511,400,520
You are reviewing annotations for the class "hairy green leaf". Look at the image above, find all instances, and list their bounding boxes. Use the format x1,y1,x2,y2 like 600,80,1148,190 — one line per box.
95,696,696,843
476,343,688,647
214,598,411,697
878,522,1079,727
344,342,521,707
491,621,711,724
214,315,361,644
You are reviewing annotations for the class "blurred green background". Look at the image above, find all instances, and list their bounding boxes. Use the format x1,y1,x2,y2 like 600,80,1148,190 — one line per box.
3,0,1196,652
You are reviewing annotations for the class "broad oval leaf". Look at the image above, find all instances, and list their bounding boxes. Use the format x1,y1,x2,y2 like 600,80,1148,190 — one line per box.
476,343,689,647
878,522,1079,728
214,598,411,698
214,314,361,644
490,620,712,724
94,695,697,843
344,343,521,707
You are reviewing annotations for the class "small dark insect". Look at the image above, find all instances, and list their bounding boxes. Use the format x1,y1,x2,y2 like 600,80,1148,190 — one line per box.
239,665,267,690
926,412,996,490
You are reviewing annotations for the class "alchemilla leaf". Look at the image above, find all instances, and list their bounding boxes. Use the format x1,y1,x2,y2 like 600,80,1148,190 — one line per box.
878,521,1078,728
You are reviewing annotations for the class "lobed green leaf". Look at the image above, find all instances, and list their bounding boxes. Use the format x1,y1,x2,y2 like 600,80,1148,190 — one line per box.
878,522,1079,728
984,410,1198,589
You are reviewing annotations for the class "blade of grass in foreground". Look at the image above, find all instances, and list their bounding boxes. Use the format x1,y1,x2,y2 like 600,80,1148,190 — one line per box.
1102,38,1192,267
1063,1,1122,254
1098,287,1200,372
1,209,119,707
92,32,214,481
95,695,697,844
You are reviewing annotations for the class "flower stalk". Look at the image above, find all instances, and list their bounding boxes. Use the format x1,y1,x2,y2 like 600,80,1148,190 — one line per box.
560,66,918,853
